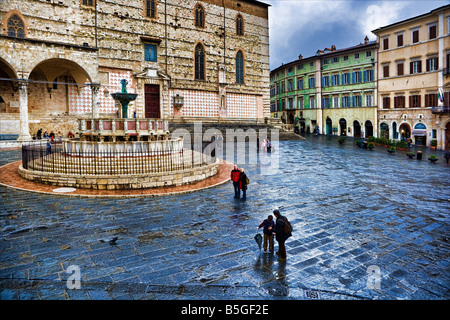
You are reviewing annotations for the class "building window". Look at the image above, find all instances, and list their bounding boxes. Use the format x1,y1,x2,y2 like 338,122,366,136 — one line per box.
397,62,404,76
144,43,157,62
366,51,371,57
195,4,205,28
343,55,348,61
365,94,373,107
332,57,339,63
297,78,304,90
410,95,421,108
194,43,205,80
322,75,330,87
382,97,390,109
425,94,438,107
383,65,389,78
394,96,405,108
145,0,157,18
383,37,389,50
352,95,362,107
341,96,350,108
426,57,438,71
310,97,315,109
287,79,293,91
298,97,304,109
236,50,244,84
410,60,422,74
342,72,350,85
236,14,244,36
7,14,25,38
397,33,403,47
429,24,437,40
364,69,374,82
82,0,94,6
412,29,419,43
308,77,315,88
353,71,362,83
331,74,339,86
354,53,359,59
333,96,339,108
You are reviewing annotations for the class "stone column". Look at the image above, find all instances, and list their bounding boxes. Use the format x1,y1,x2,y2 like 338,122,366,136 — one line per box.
91,83,100,119
17,80,32,141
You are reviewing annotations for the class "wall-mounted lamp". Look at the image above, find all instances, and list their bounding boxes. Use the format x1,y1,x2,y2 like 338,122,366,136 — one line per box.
173,94,184,108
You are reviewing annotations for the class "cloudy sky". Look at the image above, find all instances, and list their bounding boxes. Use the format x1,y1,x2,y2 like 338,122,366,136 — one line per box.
265,0,449,70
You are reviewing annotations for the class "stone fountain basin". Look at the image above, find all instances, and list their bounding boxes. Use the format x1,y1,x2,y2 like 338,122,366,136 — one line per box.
111,92,138,102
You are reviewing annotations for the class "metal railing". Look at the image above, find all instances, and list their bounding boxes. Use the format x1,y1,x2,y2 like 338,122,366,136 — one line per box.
22,139,216,176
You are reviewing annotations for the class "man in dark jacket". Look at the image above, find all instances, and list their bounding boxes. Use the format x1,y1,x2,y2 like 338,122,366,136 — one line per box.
239,168,248,201
273,210,291,261
230,166,240,198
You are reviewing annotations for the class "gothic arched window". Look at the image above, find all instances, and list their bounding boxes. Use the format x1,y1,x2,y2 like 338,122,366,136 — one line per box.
236,14,244,36
7,14,25,38
195,43,205,80
195,4,205,28
236,50,244,84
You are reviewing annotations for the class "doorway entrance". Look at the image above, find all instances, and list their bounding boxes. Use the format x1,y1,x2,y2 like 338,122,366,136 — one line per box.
326,118,332,135
446,122,450,150
144,84,160,118
365,120,373,138
339,118,347,136
353,120,361,138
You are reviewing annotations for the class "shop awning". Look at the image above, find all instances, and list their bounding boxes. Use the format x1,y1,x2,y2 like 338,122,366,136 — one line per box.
412,130,427,136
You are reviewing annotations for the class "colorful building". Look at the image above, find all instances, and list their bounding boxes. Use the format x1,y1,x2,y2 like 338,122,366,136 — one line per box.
372,4,450,149
270,37,378,138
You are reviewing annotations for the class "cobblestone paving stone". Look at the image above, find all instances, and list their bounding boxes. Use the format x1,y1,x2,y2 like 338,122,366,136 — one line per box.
0,135,449,300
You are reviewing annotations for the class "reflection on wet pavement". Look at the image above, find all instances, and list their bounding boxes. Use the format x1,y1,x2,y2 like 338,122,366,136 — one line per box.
0,135,449,300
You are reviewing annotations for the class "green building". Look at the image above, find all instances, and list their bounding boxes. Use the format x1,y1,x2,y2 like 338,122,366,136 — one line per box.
270,37,379,137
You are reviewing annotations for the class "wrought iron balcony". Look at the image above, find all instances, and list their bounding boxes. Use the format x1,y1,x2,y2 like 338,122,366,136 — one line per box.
431,105,450,114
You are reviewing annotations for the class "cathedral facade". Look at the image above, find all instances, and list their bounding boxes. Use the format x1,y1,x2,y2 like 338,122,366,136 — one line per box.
0,0,270,140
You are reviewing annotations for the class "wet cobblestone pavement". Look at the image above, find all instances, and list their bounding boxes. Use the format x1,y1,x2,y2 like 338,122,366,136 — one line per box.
0,135,449,300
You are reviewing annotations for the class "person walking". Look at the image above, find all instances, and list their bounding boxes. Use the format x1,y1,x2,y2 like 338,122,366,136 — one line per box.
444,150,450,165
239,168,248,201
46,139,52,155
230,165,241,198
257,215,275,254
272,210,292,261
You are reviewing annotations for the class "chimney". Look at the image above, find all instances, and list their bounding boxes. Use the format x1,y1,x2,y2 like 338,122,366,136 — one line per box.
331,45,336,51
298,54,303,60
364,36,369,44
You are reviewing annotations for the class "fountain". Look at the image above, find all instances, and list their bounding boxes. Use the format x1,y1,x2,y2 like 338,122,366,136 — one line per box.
19,80,220,190
111,79,138,118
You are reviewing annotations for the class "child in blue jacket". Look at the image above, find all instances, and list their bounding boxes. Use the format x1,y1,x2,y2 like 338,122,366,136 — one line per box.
257,215,275,253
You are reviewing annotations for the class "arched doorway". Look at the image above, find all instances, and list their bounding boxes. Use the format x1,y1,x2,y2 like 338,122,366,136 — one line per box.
380,123,389,140
326,117,332,135
412,123,427,146
339,118,347,136
365,120,373,138
29,58,92,116
0,58,18,115
399,123,411,142
353,120,361,138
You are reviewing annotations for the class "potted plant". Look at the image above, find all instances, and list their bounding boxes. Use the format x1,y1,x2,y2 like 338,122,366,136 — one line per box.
367,142,375,150
387,146,395,154
407,151,415,159
355,139,361,147
338,136,346,145
430,139,437,149
428,154,438,163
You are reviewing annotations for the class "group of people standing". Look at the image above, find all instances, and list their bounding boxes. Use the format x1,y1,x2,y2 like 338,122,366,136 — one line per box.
256,136,274,153
257,210,292,261
230,166,248,201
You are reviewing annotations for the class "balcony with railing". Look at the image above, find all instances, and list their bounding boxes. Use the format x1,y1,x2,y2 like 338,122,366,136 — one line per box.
431,105,450,114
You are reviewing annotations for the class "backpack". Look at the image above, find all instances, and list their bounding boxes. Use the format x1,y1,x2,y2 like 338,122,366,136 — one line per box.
282,217,293,234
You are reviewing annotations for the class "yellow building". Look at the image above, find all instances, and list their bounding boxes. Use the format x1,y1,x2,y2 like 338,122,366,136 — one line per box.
372,4,450,150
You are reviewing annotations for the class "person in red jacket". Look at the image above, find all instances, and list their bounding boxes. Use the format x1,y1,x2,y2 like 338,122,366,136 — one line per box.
230,165,240,198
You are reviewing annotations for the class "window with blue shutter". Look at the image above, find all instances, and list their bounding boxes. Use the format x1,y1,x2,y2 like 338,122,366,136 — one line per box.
144,43,157,62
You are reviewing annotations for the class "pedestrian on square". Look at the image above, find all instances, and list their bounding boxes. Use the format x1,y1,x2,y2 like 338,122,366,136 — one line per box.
239,168,248,201
444,150,450,165
257,215,275,254
272,210,292,261
230,165,241,198
43,131,49,139
36,128,42,140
